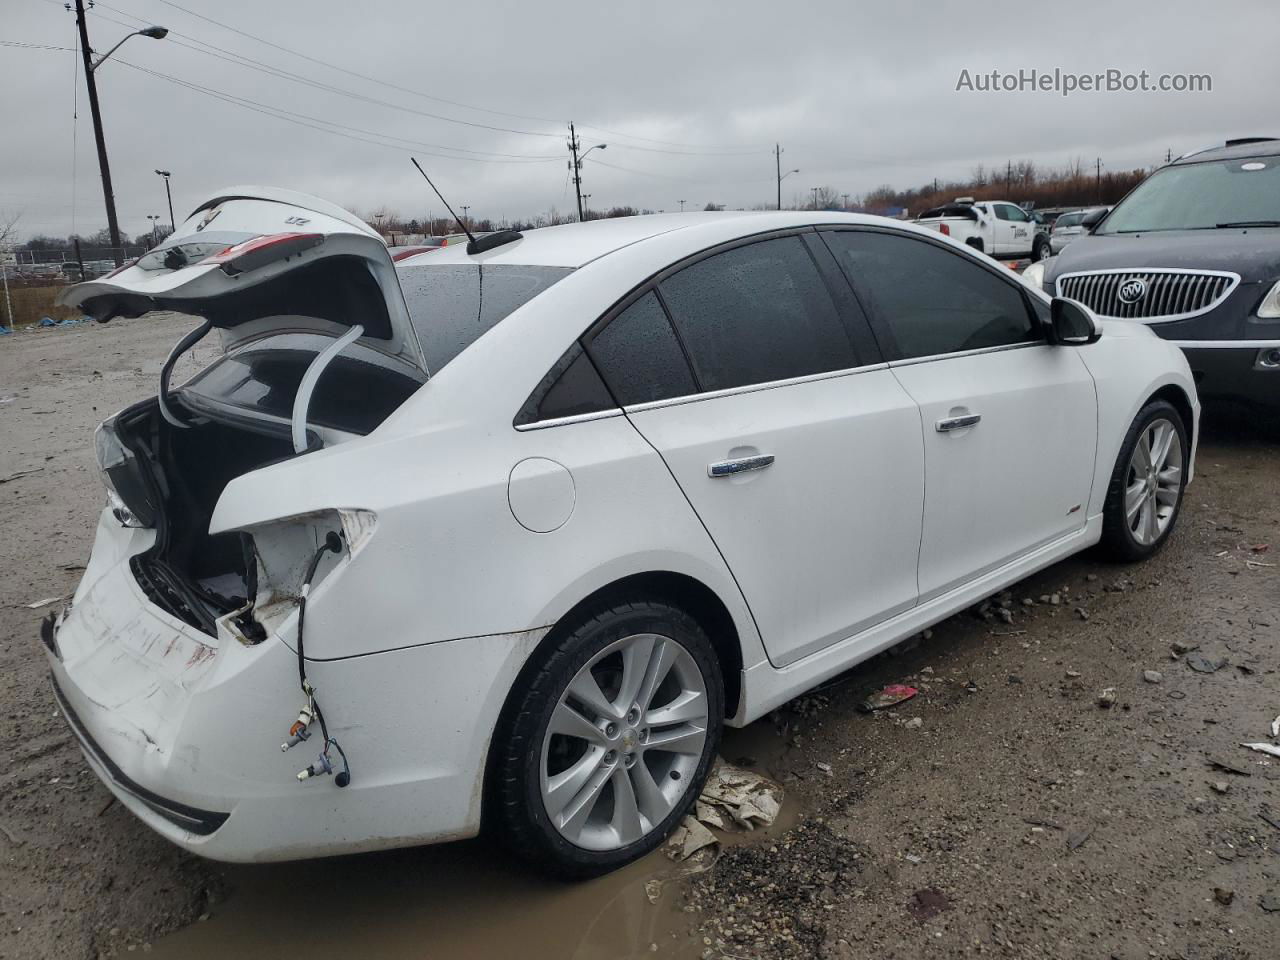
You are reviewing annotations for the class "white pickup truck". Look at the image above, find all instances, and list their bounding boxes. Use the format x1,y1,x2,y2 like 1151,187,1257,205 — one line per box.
914,198,1052,262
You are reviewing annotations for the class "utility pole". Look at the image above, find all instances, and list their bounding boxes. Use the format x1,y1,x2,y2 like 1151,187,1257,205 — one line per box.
147,214,160,246
1165,147,1172,164
841,193,850,209
569,122,584,222
1005,160,1013,193
460,205,470,229
1095,157,1103,202
678,199,686,213
155,170,175,230
74,0,122,265
775,144,783,211
810,186,820,211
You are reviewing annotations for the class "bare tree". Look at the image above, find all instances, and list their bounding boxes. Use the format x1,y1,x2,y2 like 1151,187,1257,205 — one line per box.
0,210,19,249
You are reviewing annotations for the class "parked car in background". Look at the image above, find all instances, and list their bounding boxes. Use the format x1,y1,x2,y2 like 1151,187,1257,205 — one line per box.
1049,208,1109,253
49,191,1197,876
1026,138,1280,407
915,198,1053,261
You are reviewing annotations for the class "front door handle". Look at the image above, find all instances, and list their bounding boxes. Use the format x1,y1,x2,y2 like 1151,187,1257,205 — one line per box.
708,454,775,478
936,413,981,432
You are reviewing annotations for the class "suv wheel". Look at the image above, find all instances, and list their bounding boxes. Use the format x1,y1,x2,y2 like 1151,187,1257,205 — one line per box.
493,600,723,877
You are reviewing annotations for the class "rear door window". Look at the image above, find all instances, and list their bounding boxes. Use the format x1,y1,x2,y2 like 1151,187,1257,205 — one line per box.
657,235,858,392
823,230,1040,360
587,291,697,405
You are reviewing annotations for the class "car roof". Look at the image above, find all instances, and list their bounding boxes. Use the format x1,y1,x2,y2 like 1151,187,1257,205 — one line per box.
1172,138,1280,165
396,211,899,269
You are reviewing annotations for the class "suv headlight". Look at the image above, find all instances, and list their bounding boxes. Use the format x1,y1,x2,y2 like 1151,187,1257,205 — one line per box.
1257,279,1280,318
1021,261,1046,290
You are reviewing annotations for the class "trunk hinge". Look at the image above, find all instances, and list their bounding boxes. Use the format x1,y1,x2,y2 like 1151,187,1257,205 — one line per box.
291,324,364,453
158,318,213,429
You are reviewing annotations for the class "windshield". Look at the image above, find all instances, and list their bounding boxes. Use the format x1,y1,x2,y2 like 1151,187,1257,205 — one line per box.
1099,157,1280,233
398,263,574,373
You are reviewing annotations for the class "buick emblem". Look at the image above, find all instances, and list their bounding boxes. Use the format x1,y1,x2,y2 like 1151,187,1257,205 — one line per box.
1118,278,1147,303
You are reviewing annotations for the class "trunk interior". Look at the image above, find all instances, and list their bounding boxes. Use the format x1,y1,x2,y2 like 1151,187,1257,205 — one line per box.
115,398,295,636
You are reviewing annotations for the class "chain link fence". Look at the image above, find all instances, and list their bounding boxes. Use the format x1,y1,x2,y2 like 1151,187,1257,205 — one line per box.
2,246,147,331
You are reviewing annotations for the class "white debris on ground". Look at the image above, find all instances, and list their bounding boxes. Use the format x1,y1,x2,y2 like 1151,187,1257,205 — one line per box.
665,760,785,864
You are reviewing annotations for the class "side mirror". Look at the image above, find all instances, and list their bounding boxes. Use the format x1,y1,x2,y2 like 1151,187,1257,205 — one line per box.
1049,297,1101,345
1081,208,1107,232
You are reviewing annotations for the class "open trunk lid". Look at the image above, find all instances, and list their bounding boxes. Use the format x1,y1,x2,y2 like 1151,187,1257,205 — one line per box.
58,186,427,373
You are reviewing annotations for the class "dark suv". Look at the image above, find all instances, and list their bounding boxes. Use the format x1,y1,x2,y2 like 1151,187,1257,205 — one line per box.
1029,138,1280,406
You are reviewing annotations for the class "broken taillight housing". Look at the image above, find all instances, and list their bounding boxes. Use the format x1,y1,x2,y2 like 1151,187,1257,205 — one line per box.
94,419,159,528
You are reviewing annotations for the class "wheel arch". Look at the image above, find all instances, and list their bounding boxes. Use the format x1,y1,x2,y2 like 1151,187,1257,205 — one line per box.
1147,382,1197,453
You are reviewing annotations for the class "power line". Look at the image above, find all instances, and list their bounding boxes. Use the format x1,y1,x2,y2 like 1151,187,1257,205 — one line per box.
112,58,565,164
82,4,564,141
97,0,770,155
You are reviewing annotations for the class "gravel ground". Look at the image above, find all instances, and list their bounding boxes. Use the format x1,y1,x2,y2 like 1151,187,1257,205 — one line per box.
0,316,1277,959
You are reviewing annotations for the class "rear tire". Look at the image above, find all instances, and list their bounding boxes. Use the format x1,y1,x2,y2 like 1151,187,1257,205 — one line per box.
493,600,723,878
1100,400,1189,561
965,237,984,254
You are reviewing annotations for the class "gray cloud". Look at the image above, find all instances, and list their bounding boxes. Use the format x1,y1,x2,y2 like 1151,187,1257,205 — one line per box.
2,0,1275,239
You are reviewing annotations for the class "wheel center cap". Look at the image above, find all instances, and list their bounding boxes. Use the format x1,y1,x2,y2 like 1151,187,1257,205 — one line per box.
620,728,638,750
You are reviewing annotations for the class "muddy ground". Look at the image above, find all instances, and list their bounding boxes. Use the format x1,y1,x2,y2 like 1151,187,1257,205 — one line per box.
1,315,1277,960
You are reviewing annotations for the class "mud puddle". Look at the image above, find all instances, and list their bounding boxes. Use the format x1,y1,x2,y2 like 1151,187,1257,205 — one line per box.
151,723,797,960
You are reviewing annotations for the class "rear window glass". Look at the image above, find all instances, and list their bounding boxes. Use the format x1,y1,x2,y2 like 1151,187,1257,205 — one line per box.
398,263,574,373
1055,213,1084,228
184,333,424,434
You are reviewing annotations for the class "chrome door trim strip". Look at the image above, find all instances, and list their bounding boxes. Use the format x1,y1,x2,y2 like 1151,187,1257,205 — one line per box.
1172,339,1280,350
514,408,624,432
622,361,890,414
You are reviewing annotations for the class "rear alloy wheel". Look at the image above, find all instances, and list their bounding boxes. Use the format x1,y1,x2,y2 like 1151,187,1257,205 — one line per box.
494,601,722,876
1101,400,1188,560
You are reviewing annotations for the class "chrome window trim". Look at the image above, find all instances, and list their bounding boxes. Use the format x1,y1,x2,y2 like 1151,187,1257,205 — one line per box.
886,339,1046,368
623,361,890,413
513,407,624,432
1172,339,1280,350
1055,267,1241,323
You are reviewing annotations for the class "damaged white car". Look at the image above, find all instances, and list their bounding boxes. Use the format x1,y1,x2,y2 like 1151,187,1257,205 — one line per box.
47,188,1198,875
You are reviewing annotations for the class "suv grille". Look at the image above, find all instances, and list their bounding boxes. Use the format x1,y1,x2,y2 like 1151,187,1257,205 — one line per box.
1057,270,1238,321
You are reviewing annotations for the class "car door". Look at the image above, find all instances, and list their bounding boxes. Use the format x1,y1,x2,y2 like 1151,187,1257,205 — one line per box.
584,232,924,667
822,227,1097,602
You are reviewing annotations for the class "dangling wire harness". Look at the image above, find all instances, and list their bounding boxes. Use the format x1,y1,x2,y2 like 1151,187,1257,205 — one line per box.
281,531,351,787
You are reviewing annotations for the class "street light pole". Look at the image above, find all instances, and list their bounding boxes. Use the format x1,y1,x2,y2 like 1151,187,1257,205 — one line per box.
155,170,175,231
147,215,160,246
567,124,606,223
73,0,167,265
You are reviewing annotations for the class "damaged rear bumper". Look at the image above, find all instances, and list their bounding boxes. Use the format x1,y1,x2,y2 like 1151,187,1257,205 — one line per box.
45,510,547,862
51,674,229,835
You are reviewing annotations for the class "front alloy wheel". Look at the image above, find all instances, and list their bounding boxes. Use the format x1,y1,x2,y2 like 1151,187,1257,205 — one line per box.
1123,417,1183,546
493,600,723,876
1101,399,1188,560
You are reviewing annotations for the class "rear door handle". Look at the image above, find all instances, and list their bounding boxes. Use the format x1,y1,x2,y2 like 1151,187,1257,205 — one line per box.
708,454,775,478
936,413,981,432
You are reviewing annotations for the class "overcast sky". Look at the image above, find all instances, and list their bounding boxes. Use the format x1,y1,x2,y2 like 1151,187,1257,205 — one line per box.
2,0,1276,240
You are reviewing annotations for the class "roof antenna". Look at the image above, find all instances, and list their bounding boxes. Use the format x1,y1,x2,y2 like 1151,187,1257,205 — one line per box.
410,157,522,256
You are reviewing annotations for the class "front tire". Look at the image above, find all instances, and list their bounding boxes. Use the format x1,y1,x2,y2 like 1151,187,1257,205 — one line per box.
1032,235,1052,261
493,600,723,877
1100,400,1188,561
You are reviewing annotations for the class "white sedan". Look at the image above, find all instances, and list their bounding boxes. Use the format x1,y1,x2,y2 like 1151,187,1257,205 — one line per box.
48,188,1198,876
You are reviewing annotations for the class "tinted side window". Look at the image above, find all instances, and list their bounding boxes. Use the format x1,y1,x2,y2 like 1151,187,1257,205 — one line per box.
588,291,697,405
514,342,615,425
824,231,1039,359
658,236,856,392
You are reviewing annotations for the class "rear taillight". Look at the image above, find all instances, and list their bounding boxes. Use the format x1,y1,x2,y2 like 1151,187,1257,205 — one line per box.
938,223,950,236
94,419,158,528
201,233,324,276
